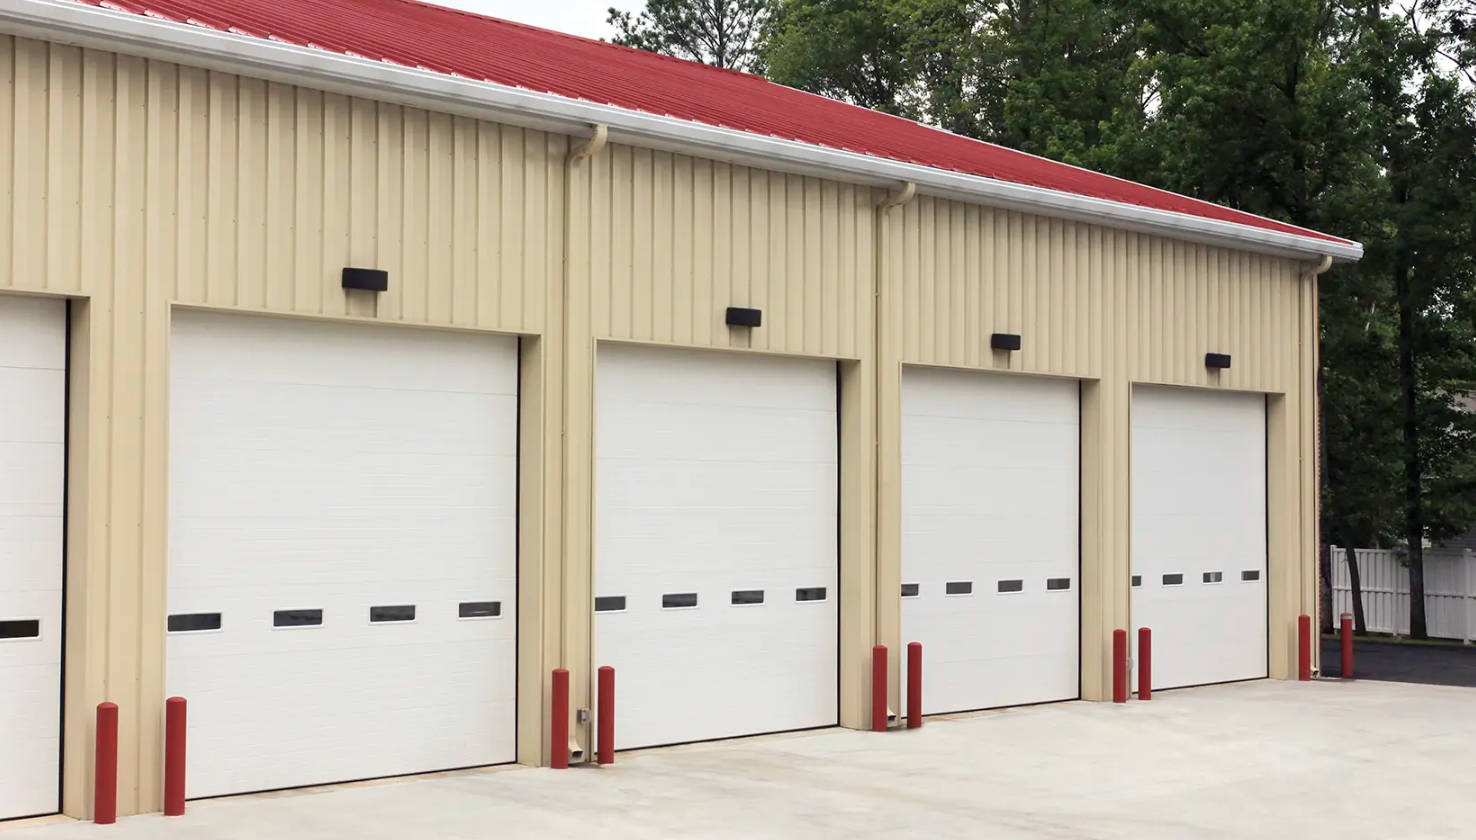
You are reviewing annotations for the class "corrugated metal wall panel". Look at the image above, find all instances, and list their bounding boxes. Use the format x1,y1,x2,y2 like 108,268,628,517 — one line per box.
579,145,872,358
0,36,563,817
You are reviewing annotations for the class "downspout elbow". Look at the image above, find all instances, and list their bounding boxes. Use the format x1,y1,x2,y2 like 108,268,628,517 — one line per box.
567,124,609,164
878,181,916,210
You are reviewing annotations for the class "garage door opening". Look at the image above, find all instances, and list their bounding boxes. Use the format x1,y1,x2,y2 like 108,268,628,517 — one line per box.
166,312,519,799
901,367,1080,715
0,295,66,821
594,344,839,750
1131,385,1268,691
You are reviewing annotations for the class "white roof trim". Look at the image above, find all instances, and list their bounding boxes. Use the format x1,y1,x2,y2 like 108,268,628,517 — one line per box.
0,0,1362,263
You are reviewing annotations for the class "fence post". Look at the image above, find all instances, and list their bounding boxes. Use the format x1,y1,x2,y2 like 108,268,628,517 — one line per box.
1465,550,1473,646
871,645,888,732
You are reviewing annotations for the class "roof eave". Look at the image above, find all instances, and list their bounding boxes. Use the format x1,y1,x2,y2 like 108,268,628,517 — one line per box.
0,0,1363,264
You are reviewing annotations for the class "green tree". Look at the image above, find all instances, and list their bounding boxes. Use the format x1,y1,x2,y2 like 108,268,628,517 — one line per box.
608,0,770,72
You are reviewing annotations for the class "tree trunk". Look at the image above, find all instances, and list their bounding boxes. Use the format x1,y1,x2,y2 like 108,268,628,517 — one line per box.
1344,545,1368,635
1395,256,1430,639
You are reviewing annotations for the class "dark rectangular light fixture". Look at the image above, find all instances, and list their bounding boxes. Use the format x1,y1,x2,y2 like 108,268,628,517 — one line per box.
1205,352,1232,369
991,333,1022,351
726,307,762,328
342,267,389,292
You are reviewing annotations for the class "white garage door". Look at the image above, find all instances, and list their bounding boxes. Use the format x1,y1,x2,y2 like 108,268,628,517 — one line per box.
1131,385,1267,690
167,312,518,798
0,296,65,821
594,344,838,750
901,368,1079,714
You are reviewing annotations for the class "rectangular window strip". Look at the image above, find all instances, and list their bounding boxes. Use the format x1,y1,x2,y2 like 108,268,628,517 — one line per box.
795,587,827,602
1162,574,1184,586
1241,570,1262,582
459,601,502,618
370,605,416,623
166,613,221,633
0,619,42,640
594,596,627,613
1203,571,1224,584
274,608,324,628
900,583,920,598
946,581,973,596
997,579,1024,593
731,590,765,605
1046,578,1072,591
662,593,698,609
1131,575,1142,587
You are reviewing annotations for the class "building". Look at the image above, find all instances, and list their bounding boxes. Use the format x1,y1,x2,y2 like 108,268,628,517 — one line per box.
0,0,1361,822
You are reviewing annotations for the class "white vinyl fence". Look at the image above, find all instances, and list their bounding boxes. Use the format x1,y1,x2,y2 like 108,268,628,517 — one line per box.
1331,546,1476,642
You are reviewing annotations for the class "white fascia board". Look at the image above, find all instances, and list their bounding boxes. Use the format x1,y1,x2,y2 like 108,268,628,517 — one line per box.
0,0,1362,264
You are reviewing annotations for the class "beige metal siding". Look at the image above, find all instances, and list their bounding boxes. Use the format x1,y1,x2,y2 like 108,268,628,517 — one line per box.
0,31,1325,821
876,196,1318,707
0,36,565,818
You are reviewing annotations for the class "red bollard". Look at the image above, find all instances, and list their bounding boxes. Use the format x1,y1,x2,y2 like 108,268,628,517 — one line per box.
597,666,615,766
1137,628,1152,701
871,645,888,732
1112,629,1128,703
94,702,118,825
1298,614,1313,681
1340,613,1354,678
163,697,186,817
906,642,922,729
551,668,570,769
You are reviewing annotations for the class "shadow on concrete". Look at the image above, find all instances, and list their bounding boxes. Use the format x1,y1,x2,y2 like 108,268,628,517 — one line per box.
1321,636,1476,688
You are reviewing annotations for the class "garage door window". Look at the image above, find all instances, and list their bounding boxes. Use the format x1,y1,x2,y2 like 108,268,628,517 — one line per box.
369,605,416,623
0,619,41,640
459,601,503,619
273,609,324,628
795,587,827,603
1046,578,1072,592
945,581,973,596
996,579,1024,594
662,593,698,609
594,596,627,613
1161,574,1184,587
901,584,920,598
1241,570,1261,582
1202,572,1224,585
167,613,222,633
731,590,765,606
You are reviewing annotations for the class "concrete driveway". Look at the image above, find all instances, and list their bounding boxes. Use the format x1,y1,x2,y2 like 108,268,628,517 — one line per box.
4,678,1472,840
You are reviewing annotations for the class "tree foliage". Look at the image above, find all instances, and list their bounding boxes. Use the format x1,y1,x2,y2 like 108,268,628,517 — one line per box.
608,0,770,71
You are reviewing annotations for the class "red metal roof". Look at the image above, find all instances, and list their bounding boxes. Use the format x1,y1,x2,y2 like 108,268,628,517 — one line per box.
78,0,1350,247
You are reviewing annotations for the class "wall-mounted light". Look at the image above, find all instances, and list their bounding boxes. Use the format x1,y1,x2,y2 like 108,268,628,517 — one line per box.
342,267,389,292
991,333,1022,351
1205,353,1232,369
726,307,762,328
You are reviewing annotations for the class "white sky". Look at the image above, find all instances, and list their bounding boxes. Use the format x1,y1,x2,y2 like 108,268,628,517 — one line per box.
423,1,636,39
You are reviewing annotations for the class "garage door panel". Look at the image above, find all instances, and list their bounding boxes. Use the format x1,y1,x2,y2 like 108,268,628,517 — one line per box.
169,312,517,798
1132,386,1266,691
902,369,1080,715
0,295,65,820
596,346,838,750
172,314,515,394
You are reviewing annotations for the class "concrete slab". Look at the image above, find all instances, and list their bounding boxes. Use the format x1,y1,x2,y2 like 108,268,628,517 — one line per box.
5,679,1473,840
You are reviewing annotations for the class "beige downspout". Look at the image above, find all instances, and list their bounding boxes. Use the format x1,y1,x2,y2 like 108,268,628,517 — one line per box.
1303,254,1332,675
873,181,915,725
562,123,607,764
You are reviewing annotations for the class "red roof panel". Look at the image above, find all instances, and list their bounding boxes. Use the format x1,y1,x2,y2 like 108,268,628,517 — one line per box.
72,0,1351,246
